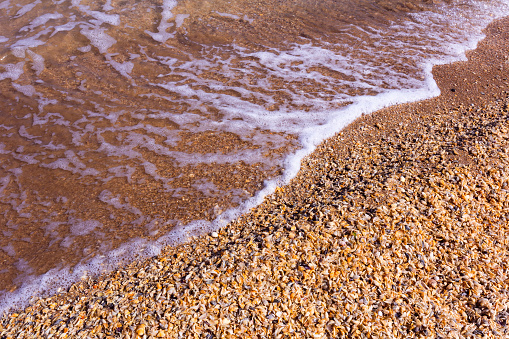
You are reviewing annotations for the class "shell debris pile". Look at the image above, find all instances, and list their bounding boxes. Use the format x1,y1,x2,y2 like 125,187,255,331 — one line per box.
2,100,509,338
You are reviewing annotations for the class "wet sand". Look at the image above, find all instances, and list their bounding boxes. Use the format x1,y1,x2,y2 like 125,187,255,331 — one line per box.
2,14,509,339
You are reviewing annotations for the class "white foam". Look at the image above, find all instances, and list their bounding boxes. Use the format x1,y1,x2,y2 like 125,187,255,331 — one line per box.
43,221,63,238
86,10,120,26
27,50,45,75
98,190,142,216
60,237,73,248
12,151,40,165
175,14,189,28
105,165,136,183
145,0,178,42
77,45,91,52
10,36,46,57
70,219,102,236
0,36,8,43
0,62,24,81
80,25,117,53
12,83,36,97
13,259,33,277
20,12,63,32
1,244,15,257
162,149,278,166
50,21,79,37
0,175,10,195
0,0,10,10
106,58,134,77
40,150,100,176
14,0,41,18
214,11,240,20
243,15,254,24
103,0,113,11
36,97,58,114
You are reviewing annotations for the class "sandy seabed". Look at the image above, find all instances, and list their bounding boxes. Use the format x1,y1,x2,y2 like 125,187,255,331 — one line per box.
2,16,509,339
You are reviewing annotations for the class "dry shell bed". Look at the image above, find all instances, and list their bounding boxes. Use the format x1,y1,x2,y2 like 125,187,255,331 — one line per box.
2,99,509,338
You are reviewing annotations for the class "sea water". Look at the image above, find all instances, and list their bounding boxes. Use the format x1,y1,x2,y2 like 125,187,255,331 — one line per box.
0,0,508,313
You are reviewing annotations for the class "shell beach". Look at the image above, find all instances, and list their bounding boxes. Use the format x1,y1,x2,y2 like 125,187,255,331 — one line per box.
2,12,509,339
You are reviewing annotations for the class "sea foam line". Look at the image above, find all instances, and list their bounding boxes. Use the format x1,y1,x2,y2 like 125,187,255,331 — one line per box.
1,0,508,316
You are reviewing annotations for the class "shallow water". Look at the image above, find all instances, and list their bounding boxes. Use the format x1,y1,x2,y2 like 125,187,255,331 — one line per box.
0,0,508,312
